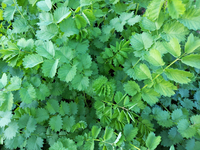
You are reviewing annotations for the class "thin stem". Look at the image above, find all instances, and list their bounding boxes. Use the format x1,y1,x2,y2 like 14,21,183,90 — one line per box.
13,0,25,19
135,3,139,15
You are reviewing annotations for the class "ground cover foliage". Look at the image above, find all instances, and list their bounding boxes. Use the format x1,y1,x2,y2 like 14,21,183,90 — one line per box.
0,0,200,149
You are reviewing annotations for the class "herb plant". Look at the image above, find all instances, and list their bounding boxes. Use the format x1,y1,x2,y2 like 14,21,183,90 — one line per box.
0,0,200,149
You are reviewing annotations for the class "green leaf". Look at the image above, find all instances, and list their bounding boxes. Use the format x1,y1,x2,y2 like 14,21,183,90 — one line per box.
45,99,60,114
63,116,75,132
179,7,200,30
20,84,36,104
130,32,153,51
164,68,193,84
0,111,12,127
71,74,89,91
127,15,141,26
91,126,101,139
167,0,185,19
36,84,50,100
146,132,161,150
144,49,165,66
124,124,138,141
124,81,140,96
181,54,200,69
145,0,165,21
104,127,114,141
140,17,156,31
184,33,200,54
0,92,13,111
36,41,55,59
35,108,49,123
60,17,79,36
154,76,177,97
42,59,59,78
163,38,181,57
134,63,152,80
80,0,92,7
142,88,160,106
75,14,87,29
177,119,196,138
38,12,53,26
4,121,19,139
37,0,52,11
0,73,7,90
23,54,43,68
13,19,29,33
110,17,125,32
84,138,94,150
36,24,58,40
58,64,77,83
26,136,44,150
49,115,63,132
161,20,189,42
53,6,71,23
3,6,16,21
17,38,34,49
49,141,67,150
6,76,21,91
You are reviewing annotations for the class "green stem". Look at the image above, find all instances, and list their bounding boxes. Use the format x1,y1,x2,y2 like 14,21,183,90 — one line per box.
13,0,25,19
135,3,139,15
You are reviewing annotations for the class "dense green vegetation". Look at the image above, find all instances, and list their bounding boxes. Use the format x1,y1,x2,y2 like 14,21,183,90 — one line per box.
0,0,200,149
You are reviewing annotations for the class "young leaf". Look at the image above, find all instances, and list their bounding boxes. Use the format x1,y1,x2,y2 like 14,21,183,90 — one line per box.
104,127,114,141
145,0,165,21
130,32,153,51
71,74,89,91
181,54,200,69
38,12,54,26
179,7,200,30
23,54,43,68
184,33,200,54
124,81,140,96
49,115,63,132
142,88,160,106
154,76,177,97
75,14,87,29
91,126,101,139
164,68,193,84
53,7,71,23
123,124,138,141
84,138,94,150
37,0,52,11
20,84,36,104
36,41,55,59
146,132,161,150
167,0,185,19
144,49,165,66
58,64,77,83
42,59,59,78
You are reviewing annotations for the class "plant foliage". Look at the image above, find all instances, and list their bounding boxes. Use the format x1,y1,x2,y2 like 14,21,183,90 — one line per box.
0,0,200,149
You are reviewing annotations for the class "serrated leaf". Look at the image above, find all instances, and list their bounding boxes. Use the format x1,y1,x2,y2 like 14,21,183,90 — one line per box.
104,127,113,141
59,101,69,116
36,24,58,40
134,63,152,80
0,111,12,127
4,121,19,139
124,124,138,141
127,15,141,26
20,84,36,104
161,20,189,42
144,49,165,66
75,14,87,29
26,136,44,150
164,68,193,84
38,12,53,26
37,0,52,11
177,119,196,138
80,0,92,7
42,59,59,78
0,92,13,111
54,6,71,23
130,32,153,51
17,38,34,49
71,74,89,91
84,138,94,150
36,40,55,59
167,0,185,19
45,99,59,114
36,84,50,100
3,6,16,21
181,54,200,69
49,115,63,132
179,7,200,30
184,33,200,54
49,141,66,150
165,38,181,57
0,73,7,89
91,126,101,139
60,17,79,36
35,108,49,123
63,116,75,132
145,0,165,21
13,19,29,33
124,81,140,96
23,54,43,68
154,76,177,97
58,64,77,83
142,88,160,106
146,132,161,150
6,76,21,91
